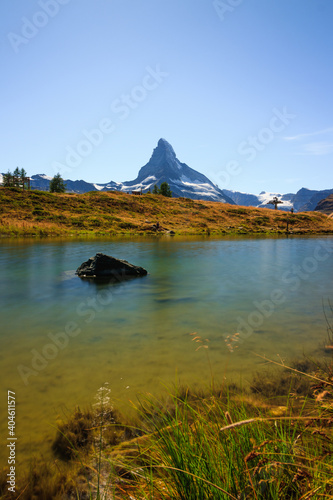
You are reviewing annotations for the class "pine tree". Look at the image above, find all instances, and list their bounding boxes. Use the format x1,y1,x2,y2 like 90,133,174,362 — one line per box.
50,173,66,193
152,184,159,194
2,168,29,189
13,167,21,188
3,171,12,187
20,168,27,189
159,182,172,197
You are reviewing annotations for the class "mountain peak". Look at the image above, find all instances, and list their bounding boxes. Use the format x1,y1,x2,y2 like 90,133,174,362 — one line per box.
154,138,176,161
157,137,170,146
124,139,235,203
157,137,175,152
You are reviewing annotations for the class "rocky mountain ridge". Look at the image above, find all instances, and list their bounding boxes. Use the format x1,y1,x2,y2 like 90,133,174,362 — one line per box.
315,194,333,214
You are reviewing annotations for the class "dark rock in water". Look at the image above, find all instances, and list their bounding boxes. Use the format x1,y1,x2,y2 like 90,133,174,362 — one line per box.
76,253,148,281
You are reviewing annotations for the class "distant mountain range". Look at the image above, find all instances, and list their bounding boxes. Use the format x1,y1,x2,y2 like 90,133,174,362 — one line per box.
1,138,332,212
223,188,333,212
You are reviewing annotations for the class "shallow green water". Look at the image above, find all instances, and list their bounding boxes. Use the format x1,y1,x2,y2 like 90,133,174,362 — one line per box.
0,235,332,467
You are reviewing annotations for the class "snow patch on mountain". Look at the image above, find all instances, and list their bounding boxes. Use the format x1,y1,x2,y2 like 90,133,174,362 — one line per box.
93,183,104,191
39,174,53,181
257,192,293,208
143,175,157,183
180,174,203,184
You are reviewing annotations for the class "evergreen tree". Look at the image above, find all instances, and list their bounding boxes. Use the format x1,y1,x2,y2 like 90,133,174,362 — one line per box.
20,168,28,189
2,168,28,189
2,170,13,187
13,167,21,188
50,173,66,193
152,184,159,194
159,182,172,197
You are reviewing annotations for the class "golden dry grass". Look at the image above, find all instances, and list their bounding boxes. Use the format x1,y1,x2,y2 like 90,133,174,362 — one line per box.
1,187,333,237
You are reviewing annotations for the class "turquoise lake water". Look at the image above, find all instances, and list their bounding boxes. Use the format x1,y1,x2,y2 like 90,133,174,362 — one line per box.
0,235,332,466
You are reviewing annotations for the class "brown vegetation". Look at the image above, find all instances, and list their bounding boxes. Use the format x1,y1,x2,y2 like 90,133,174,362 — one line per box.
1,187,333,237
315,193,333,215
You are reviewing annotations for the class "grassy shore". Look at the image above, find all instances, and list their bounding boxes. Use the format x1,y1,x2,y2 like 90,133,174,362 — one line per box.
1,345,332,499
1,187,333,237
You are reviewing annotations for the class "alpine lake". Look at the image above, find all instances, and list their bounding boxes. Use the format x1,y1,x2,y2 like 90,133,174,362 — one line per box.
0,234,332,467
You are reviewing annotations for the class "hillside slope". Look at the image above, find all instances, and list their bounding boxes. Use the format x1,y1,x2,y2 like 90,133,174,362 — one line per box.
315,194,333,215
1,187,333,237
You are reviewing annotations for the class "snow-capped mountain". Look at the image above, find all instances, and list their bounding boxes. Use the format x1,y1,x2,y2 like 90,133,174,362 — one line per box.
96,138,234,203
223,188,333,212
19,139,234,203
222,190,294,210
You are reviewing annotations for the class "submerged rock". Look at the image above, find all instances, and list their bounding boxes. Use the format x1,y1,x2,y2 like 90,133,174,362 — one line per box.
76,253,148,281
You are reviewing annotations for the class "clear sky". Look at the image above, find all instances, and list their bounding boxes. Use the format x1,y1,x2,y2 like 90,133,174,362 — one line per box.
1,0,333,194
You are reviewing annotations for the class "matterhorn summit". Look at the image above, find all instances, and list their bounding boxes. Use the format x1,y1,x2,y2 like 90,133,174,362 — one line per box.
120,138,235,203
154,138,177,163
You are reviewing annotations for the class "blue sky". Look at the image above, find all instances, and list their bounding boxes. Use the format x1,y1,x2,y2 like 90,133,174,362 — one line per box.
1,0,332,194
